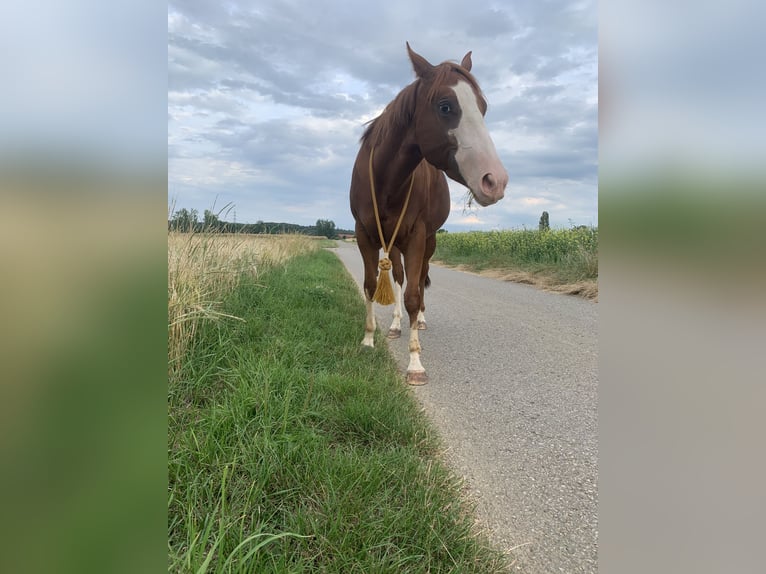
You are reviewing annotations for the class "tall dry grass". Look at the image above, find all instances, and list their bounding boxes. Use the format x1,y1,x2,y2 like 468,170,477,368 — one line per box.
168,232,317,375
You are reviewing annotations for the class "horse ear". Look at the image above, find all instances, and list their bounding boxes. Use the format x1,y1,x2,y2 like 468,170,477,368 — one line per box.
406,42,435,79
460,51,473,71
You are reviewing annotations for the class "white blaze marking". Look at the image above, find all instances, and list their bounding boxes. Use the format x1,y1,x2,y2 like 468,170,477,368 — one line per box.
449,80,503,195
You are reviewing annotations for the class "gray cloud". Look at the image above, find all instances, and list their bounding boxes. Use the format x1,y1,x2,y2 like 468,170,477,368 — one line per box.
168,0,597,230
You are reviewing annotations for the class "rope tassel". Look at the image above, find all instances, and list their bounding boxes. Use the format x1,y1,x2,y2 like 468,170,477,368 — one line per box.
368,146,414,307
373,256,395,305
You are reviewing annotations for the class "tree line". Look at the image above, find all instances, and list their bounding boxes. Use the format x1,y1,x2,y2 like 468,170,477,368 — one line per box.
168,208,352,238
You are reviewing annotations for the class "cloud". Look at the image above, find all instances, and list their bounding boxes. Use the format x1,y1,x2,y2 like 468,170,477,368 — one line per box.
522,197,552,206
168,0,597,230
452,214,485,227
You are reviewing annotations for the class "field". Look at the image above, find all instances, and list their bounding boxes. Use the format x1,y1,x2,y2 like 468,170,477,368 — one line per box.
433,227,598,298
167,233,509,572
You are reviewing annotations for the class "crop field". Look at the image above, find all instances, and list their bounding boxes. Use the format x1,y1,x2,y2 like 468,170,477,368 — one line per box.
433,227,598,297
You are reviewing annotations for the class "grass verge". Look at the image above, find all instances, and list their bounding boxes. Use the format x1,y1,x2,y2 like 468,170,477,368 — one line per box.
168,232,318,374
168,248,509,573
433,228,598,299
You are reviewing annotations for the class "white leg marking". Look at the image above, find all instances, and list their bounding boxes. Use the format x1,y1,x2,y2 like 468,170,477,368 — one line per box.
362,296,375,347
407,350,425,373
387,283,403,338
417,309,426,330
407,328,424,373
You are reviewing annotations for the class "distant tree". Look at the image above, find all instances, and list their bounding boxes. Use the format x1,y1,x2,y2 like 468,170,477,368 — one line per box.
539,211,550,231
437,228,448,233
170,208,199,232
315,219,337,239
170,208,187,231
203,209,220,231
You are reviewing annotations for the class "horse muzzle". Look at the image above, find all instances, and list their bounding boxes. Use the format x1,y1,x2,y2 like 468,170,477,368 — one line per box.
470,168,508,206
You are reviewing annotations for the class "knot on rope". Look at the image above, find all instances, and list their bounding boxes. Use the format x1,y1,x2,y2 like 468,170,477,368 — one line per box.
372,254,395,306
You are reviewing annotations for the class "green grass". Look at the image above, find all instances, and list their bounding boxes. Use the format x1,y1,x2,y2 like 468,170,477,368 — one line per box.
168,250,509,573
313,238,338,248
434,227,598,286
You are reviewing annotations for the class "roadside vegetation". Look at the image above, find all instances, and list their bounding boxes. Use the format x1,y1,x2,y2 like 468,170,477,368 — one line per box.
168,231,318,375
434,226,598,299
168,205,352,238
167,233,509,572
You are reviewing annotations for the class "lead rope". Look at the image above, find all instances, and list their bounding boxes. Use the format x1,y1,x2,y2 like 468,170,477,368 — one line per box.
368,146,415,305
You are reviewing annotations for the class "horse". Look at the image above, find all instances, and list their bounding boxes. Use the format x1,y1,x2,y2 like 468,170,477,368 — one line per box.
349,42,508,385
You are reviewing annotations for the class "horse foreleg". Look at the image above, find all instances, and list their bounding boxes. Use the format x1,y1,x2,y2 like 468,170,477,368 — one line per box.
403,242,427,385
362,295,376,347
387,282,403,339
386,247,404,339
406,326,427,385
356,226,380,348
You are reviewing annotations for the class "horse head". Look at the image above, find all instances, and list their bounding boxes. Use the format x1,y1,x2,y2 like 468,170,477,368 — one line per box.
407,42,508,206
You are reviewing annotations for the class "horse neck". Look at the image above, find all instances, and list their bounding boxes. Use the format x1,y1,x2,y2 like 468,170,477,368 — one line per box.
369,128,423,202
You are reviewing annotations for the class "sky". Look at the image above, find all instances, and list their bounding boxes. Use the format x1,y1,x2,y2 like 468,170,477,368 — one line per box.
168,0,597,231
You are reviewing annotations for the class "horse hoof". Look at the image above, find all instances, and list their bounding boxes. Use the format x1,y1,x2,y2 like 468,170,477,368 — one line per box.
417,321,427,330
387,328,401,339
406,371,428,385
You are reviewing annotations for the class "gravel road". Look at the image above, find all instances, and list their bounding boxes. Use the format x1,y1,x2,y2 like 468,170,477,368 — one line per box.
332,241,598,574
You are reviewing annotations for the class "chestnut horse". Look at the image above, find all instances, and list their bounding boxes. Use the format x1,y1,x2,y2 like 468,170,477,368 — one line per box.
349,43,508,384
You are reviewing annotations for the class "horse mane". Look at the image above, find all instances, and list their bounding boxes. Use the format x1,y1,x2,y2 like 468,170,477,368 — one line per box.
361,80,419,148
361,61,486,148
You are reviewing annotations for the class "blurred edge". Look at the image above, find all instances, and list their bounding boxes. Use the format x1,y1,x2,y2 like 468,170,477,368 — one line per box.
600,175,765,574
0,172,167,574
601,1,766,572
0,1,166,573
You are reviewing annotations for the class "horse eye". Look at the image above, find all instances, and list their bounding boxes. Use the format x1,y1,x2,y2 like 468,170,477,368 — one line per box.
439,102,451,115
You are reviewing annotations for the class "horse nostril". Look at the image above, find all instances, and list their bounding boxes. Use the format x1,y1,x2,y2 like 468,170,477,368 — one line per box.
482,173,496,193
